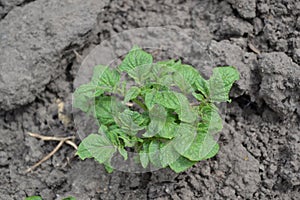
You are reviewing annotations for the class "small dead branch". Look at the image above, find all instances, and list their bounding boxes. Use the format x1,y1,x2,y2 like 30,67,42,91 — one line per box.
65,140,78,150
73,50,83,63
248,43,261,55
27,132,75,142
25,132,78,173
25,140,65,173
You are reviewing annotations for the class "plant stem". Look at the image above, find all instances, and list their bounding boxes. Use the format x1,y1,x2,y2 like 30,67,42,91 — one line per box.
133,98,148,111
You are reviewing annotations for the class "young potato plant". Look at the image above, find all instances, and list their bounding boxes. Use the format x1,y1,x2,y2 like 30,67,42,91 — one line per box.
74,46,239,173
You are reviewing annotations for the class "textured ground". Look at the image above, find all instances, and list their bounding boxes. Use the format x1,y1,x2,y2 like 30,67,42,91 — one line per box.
0,0,299,199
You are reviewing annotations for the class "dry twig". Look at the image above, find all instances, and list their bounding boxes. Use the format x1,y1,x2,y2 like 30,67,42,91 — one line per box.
248,43,261,55
25,132,78,173
27,132,75,142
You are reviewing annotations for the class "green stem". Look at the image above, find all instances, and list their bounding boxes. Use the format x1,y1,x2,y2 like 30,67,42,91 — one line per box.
133,98,148,111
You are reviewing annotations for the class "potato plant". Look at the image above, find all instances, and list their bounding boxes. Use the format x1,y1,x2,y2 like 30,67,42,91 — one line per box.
74,46,239,173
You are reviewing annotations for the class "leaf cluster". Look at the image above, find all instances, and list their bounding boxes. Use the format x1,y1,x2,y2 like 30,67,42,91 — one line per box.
74,46,239,173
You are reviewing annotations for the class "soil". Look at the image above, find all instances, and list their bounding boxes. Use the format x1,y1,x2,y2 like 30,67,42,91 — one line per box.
0,0,299,199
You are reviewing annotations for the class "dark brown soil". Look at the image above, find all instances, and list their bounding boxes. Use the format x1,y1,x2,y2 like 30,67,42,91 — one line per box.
0,0,299,199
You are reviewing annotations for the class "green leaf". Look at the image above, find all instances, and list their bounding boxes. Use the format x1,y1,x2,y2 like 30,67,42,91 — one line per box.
119,46,153,72
173,72,193,94
119,134,142,147
208,66,239,102
129,110,147,125
75,136,93,159
192,92,205,101
160,123,197,167
114,109,145,135
148,140,162,167
74,83,104,96
104,163,114,173
174,63,199,84
181,123,219,161
139,142,150,168
147,123,197,168
77,134,116,164
180,104,222,161
73,83,102,113
157,115,178,139
169,156,196,173
127,63,153,84
118,146,128,160
91,65,107,83
195,75,209,98
146,90,178,111
119,81,127,96
145,89,158,110
143,104,167,137
173,92,197,123
156,59,176,67
199,103,223,134
124,86,140,103
145,90,197,123
100,68,120,89
155,91,179,110
203,142,219,160
171,62,199,93
160,142,181,168
150,62,176,86
25,196,43,200
171,123,198,155
92,65,120,88
95,96,121,125
102,126,120,146
73,65,120,114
